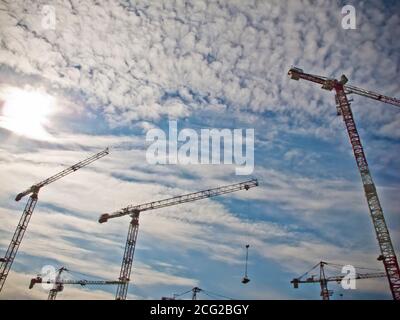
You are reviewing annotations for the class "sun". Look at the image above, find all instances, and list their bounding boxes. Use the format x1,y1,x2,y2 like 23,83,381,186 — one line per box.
0,87,55,140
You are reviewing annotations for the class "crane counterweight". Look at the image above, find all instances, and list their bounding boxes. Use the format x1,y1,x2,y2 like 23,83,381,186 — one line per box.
99,213,110,224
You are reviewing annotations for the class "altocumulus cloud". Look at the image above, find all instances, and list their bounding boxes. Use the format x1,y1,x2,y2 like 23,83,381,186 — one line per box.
0,0,399,299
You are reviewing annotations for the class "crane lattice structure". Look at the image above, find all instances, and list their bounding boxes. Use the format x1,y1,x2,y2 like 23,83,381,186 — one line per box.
99,178,259,300
161,286,235,300
0,148,109,293
291,261,386,300
288,67,400,300
29,267,122,300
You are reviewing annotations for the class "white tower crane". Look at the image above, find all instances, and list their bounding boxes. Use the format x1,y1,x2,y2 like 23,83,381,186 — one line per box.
0,148,109,293
99,179,259,300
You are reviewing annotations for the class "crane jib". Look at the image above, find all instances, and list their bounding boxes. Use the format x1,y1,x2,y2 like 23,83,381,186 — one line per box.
14,148,109,201
98,179,258,223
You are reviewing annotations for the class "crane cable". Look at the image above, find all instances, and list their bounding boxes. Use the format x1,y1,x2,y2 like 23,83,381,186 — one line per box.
244,244,249,278
297,261,321,280
201,289,235,300
173,288,194,298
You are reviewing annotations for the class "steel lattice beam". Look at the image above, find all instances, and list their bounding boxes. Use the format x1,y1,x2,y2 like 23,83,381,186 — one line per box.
115,212,139,300
0,193,38,292
99,179,258,223
335,85,400,300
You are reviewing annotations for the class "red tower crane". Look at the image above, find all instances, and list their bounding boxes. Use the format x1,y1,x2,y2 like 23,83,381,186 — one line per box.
291,261,387,300
288,67,400,300
98,178,259,300
0,148,109,293
29,267,122,300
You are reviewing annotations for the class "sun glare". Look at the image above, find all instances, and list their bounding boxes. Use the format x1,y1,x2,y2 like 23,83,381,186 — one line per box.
0,87,55,140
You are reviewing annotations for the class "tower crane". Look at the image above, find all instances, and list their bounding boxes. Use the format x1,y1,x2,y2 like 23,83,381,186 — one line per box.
291,261,386,300
29,267,122,300
288,67,400,300
98,178,259,300
0,148,109,293
161,286,235,300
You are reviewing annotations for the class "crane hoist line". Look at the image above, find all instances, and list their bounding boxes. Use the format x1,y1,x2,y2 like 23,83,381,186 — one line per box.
99,178,259,300
0,148,109,293
288,67,400,300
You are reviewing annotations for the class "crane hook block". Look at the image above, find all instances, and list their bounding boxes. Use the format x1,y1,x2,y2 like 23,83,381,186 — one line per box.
241,277,250,284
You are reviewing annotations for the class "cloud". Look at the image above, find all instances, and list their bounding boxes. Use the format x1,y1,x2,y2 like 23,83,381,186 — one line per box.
0,0,398,133
1,138,396,299
0,0,399,300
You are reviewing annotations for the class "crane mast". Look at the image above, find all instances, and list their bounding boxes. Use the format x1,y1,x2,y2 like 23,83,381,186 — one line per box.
192,287,202,300
115,211,139,300
288,67,400,300
100,179,259,300
29,267,121,300
48,267,66,300
319,261,330,300
0,148,109,293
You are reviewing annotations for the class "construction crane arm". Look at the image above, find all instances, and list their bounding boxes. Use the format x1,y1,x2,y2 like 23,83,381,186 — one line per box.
29,276,122,289
288,67,400,107
291,272,386,286
326,272,387,282
99,178,258,223
15,148,109,201
288,67,327,85
344,84,400,107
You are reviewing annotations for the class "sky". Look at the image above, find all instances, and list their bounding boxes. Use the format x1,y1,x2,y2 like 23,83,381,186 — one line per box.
0,0,399,300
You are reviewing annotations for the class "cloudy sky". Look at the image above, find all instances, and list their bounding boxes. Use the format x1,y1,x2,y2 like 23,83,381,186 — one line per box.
0,0,399,300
